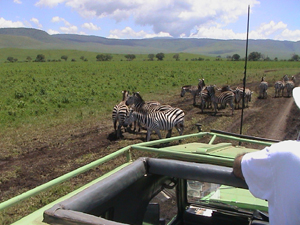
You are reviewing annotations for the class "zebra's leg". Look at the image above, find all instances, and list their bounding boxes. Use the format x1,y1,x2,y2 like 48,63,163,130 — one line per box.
212,102,218,115
175,123,184,136
113,119,117,133
154,129,163,140
200,100,205,113
166,129,172,138
146,129,152,142
117,124,122,138
229,101,234,115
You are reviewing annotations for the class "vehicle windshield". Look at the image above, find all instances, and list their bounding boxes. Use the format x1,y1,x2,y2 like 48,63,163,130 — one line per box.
187,180,268,213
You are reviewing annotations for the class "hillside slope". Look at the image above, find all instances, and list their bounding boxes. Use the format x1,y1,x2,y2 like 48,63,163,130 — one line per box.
0,28,299,59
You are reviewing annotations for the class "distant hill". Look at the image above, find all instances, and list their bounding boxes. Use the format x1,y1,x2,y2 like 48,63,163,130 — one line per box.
0,27,299,59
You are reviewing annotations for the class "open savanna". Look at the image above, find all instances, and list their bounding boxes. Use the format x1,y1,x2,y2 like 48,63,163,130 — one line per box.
1,53,300,224
1,58,300,158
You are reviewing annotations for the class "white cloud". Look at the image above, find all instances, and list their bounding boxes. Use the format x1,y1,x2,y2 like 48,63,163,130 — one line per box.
0,17,25,28
30,18,43,28
51,16,71,26
192,25,246,39
192,20,300,41
108,26,171,39
34,0,300,41
81,22,101,31
41,0,259,37
256,21,287,37
276,29,300,42
47,29,60,34
248,21,299,41
13,0,22,4
50,16,78,34
35,0,66,8
59,25,78,34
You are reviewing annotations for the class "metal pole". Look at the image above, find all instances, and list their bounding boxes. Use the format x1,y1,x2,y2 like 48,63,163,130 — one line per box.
239,5,250,142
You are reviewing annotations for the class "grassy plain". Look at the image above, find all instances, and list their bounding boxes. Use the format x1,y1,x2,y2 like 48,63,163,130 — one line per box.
1,58,299,149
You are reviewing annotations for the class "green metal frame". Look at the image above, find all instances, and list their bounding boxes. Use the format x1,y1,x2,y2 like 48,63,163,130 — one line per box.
0,131,275,224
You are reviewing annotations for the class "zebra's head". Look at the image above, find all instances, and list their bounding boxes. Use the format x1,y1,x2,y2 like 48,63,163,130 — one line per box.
180,86,190,97
122,90,129,101
292,76,296,83
283,74,289,82
125,92,144,106
198,79,205,91
206,85,215,96
124,109,137,126
234,88,241,101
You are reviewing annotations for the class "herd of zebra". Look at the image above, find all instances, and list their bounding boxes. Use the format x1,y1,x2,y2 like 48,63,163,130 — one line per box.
112,90,184,141
112,75,296,141
259,75,296,99
180,78,253,116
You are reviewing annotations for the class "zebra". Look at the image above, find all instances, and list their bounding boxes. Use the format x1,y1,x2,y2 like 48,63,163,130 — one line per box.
198,78,206,91
197,79,212,112
180,85,200,105
234,87,253,109
217,85,233,92
133,100,161,132
274,81,285,98
259,77,268,99
285,76,296,97
125,92,171,113
199,87,211,113
206,85,234,115
274,75,289,97
124,107,185,141
112,90,130,138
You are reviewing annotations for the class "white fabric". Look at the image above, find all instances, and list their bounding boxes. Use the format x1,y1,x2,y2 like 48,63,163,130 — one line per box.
293,87,300,109
241,140,300,225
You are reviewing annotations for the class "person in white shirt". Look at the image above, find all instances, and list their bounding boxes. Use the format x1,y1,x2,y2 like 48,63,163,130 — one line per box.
233,87,300,225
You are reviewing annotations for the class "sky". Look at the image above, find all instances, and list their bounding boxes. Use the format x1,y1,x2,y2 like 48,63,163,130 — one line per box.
0,0,300,41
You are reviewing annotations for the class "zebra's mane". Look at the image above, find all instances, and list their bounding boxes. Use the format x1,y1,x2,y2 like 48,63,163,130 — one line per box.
121,90,129,101
132,92,146,105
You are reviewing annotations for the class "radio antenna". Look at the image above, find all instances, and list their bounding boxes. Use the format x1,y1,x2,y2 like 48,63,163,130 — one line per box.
239,5,250,140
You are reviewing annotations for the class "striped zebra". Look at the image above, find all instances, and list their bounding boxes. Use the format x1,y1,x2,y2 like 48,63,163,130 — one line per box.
197,79,212,112
126,92,171,113
180,85,200,105
199,87,211,113
274,81,285,98
274,75,289,97
112,90,130,138
234,87,253,109
124,107,184,141
206,85,234,115
125,92,185,141
198,78,206,90
285,76,296,97
259,77,268,99
133,100,161,132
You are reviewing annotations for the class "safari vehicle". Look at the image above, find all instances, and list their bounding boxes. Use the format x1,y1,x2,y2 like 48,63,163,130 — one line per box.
0,130,275,225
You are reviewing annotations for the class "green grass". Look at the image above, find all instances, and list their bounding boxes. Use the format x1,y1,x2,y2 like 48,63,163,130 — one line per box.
0,57,299,157
0,60,298,129
0,48,213,63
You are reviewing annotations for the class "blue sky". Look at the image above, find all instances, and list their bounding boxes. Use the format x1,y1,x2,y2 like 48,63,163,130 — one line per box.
1,0,300,41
